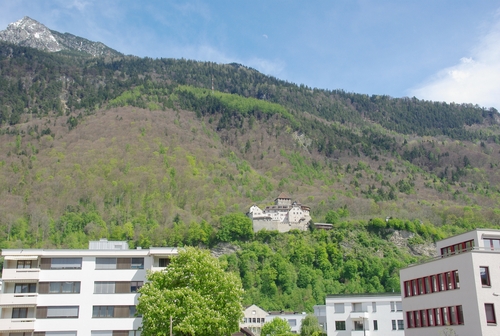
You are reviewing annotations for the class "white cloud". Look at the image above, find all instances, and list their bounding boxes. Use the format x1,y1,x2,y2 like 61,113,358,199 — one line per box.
410,13,500,109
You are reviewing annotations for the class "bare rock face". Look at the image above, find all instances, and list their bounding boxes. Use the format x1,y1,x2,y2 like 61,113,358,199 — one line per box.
0,16,122,57
0,16,63,52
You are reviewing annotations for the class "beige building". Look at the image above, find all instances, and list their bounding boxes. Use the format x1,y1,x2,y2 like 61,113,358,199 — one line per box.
400,229,500,336
241,305,267,335
247,193,311,233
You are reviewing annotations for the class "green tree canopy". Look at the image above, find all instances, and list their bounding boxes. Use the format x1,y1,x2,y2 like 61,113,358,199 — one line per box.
137,247,243,335
300,314,323,336
216,212,254,242
261,317,294,336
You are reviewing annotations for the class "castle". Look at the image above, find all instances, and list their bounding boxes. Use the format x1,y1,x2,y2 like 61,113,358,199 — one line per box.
247,193,311,232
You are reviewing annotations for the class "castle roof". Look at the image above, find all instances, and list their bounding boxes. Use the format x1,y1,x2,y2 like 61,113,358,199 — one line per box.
275,192,291,200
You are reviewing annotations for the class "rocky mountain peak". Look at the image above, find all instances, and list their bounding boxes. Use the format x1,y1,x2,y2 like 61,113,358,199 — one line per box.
0,16,62,52
0,16,122,57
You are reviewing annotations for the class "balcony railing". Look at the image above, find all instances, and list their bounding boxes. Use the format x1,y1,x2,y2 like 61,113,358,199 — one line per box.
0,293,38,306
1,268,40,281
0,318,35,332
407,246,500,267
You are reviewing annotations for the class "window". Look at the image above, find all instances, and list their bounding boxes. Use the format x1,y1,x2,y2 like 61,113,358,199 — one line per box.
373,320,378,330
404,281,412,297
334,303,344,313
457,305,464,325
407,311,414,328
390,301,395,312
35,333,77,336
435,308,442,326
442,307,449,325
335,321,346,331
47,306,79,318
96,258,117,270
12,308,28,318
353,320,364,331
418,278,424,294
431,275,438,292
397,320,404,330
288,319,296,327
425,277,431,293
95,282,116,294
427,309,434,326
130,281,143,293
421,310,428,327
481,266,491,286
16,260,32,269
454,270,460,289
36,306,79,318
159,258,170,267
43,282,80,294
438,273,445,291
352,302,362,312
14,283,37,293
131,258,144,269
392,320,396,330
483,238,500,250
372,302,376,312
485,304,496,324
51,258,82,269
396,301,403,311
93,306,115,318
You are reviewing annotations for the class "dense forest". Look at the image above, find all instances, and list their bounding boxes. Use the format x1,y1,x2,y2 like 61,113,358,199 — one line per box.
2,40,500,311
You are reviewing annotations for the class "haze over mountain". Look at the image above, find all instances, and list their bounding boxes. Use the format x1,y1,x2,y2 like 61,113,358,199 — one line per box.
1,16,500,310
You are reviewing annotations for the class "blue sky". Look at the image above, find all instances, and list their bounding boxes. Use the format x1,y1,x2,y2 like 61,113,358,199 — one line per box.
2,0,500,109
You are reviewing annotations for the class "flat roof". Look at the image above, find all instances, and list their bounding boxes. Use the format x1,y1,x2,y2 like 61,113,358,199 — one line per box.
326,292,401,298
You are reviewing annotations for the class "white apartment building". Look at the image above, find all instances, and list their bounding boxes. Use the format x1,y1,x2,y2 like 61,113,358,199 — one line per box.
400,228,500,336
0,239,177,336
325,293,405,336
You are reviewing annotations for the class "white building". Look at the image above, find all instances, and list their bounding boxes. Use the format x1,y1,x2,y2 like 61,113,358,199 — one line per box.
0,239,177,336
265,311,307,334
313,305,327,333
247,193,311,233
324,293,405,336
240,304,267,335
400,229,500,336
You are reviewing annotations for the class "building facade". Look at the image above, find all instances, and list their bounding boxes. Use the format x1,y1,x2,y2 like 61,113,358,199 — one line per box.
247,193,311,233
240,305,267,335
400,229,500,336
325,293,404,336
0,239,177,336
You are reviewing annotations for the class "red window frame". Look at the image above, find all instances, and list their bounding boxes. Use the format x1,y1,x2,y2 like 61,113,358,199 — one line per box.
485,303,496,324
480,266,491,287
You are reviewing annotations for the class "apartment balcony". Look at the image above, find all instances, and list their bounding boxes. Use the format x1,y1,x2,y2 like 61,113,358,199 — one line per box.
0,293,38,306
1,268,40,281
349,310,369,319
150,266,168,272
0,318,35,332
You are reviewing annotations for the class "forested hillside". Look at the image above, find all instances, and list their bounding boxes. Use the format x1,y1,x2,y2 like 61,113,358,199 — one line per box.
1,40,500,310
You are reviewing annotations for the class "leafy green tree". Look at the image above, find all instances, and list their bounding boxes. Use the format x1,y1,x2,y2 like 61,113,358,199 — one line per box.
216,212,254,242
137,247,243,336
300,314,323,336
261,317,294,336
324,210,339,224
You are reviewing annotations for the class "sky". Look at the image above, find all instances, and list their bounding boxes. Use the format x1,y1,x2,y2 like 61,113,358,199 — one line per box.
2,0,500,109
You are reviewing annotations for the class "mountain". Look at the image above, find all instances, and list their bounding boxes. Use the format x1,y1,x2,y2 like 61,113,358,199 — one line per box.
2,16,500,312
0,16,121,57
